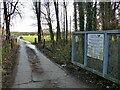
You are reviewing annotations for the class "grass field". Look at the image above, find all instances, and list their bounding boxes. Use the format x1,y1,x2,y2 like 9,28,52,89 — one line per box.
23,35,38,43
23,35,57,43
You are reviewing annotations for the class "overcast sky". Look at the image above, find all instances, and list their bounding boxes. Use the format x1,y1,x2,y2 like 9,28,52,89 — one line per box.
10,0,74,32
11,0,37,32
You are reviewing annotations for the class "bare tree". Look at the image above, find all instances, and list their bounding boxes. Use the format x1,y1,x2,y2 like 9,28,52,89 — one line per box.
3,0,19,42
63,1,68,44
86,2,93,31
63,1,65,42
92,2,97,30
33,0,42,43
53,0,61,42
70,16,71,40
42,0,54,44
74,0,77,31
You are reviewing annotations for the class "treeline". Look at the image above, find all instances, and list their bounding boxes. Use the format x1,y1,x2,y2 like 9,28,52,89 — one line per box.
33,0,120,45
11,31,56,36
11,32,37,36
1,0,120,44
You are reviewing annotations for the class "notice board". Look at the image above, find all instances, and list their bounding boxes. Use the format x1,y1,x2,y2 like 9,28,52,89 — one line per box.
87,34,104,60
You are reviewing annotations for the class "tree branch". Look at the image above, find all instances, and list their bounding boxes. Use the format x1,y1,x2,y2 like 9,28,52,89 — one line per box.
8,0,19,17
41,11,49,22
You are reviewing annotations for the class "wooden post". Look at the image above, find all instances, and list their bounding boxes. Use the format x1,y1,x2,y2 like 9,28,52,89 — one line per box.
35,38,37,44
43,39,45,48
11,39,13,48
15,38,17,43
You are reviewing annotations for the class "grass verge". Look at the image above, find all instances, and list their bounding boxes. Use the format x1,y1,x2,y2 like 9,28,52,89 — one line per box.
2,40,19,88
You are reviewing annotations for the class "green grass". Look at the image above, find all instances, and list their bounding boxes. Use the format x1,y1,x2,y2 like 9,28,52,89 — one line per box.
23,35,38,43
23,35,56,43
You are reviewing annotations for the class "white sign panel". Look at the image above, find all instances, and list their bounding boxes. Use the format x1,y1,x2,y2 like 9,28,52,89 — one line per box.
87,34,104,60
75,36,78,42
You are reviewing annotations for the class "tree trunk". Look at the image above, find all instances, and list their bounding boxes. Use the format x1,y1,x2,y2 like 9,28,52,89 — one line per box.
48,21,54,44
47,2,54,44
63,1,66,42
70,16,71,40
63,1,68,44
34,1,42,44
74,1,77,31
65,7,68,44
86,2,93,31
38,1,42,44
100,2,105,30
100,2,114,30
53,0,61,42
78,2,84,31
3,2,10,42
3,1,19,42
92,2,97,30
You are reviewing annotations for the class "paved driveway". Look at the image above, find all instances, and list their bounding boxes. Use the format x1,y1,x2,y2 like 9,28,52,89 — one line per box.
12,39,90,88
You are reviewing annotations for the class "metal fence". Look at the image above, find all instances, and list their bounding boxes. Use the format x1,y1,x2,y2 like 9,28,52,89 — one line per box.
72,30,120,85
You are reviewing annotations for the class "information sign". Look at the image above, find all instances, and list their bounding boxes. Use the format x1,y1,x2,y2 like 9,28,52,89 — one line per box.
87,34,104,60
